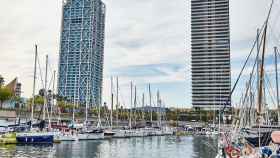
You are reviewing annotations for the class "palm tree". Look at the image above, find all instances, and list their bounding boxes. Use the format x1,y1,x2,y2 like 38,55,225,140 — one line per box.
27,95,44,111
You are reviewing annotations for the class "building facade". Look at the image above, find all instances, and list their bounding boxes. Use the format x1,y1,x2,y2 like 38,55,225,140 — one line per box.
5,77,21,97
3,77,22,109
58,0,106,106
191,0,231,110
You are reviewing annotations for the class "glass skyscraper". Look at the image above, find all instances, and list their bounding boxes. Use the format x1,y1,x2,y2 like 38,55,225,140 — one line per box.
191,0,231,110
58,0,105,106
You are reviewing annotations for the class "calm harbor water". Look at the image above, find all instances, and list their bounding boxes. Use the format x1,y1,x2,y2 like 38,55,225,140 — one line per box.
0,136,218,158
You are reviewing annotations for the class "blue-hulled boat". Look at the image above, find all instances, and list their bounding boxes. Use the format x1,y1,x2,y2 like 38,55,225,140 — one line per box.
16,132,54,144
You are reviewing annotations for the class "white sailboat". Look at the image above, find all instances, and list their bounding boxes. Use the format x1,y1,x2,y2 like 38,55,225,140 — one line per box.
53,128,78,141
119,81,137,138
78,128,104,140
104,77,116,138
110,77,131,138
78,78,104,140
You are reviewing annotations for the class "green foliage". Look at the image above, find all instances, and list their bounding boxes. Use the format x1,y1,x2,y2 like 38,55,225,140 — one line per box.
166,110,178,121
0,87,13,108
56,95,67,102
34,96,44,105
57,100,75,111
12,96,21,103
57,101,66,109
27,95,44,111
91,107,99,116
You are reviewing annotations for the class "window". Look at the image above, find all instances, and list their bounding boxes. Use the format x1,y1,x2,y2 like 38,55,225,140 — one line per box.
71,18,82,24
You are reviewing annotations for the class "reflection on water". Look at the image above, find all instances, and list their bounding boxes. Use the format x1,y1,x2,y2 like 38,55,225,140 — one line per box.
192,136,218,158
0,144,55,158
0,136,218,158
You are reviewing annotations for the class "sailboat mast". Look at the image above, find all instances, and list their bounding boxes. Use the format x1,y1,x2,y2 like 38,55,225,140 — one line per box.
43,55,49,121
31,45,38,126
110,77,114,129
149,84,152,124
116,77,119,127
50,70,56,129
134,86,137,126
73,75,77,124
274,47,280,125
142,93,145,122
256,29,260,101
218,71,221,137
97,88,102,128
157,90,160,127
257,24,268,118
257,0,274,122
85,77,89,124
129,82,133,129
158,90,160,127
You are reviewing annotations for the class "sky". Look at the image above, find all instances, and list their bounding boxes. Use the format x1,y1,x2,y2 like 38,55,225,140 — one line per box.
0,0,280,108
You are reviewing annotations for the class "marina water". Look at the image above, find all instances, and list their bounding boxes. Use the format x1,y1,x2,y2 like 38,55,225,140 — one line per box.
0,136,218,158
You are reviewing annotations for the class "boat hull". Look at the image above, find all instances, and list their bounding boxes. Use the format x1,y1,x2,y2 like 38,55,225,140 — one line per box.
78,133,104,140
16,132,54,144
112,130,131,138
55,134,77,141
245,132,271,147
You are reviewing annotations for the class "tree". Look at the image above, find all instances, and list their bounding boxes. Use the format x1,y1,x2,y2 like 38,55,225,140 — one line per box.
0,75,4,88
57,101,67,110
34,95,44,105
57,100,76,113
0,88,12,108
27,95,44,111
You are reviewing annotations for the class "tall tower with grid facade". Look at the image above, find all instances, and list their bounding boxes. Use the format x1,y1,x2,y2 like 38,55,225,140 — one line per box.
191,0,231,110
58,0,105,106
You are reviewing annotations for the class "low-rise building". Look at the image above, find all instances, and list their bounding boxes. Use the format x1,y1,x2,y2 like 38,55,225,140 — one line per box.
2,77,23,109
5,77,22,97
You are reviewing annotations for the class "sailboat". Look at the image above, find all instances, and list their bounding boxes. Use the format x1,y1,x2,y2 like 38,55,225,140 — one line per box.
109,77,132,138
216,1,280,157
78,76,104,140
78,128,104,140
103,77,116,138
16,45,54,144
104,77,135,138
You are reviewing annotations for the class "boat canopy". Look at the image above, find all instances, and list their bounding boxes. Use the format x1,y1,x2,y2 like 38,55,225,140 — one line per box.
271,131,280,144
